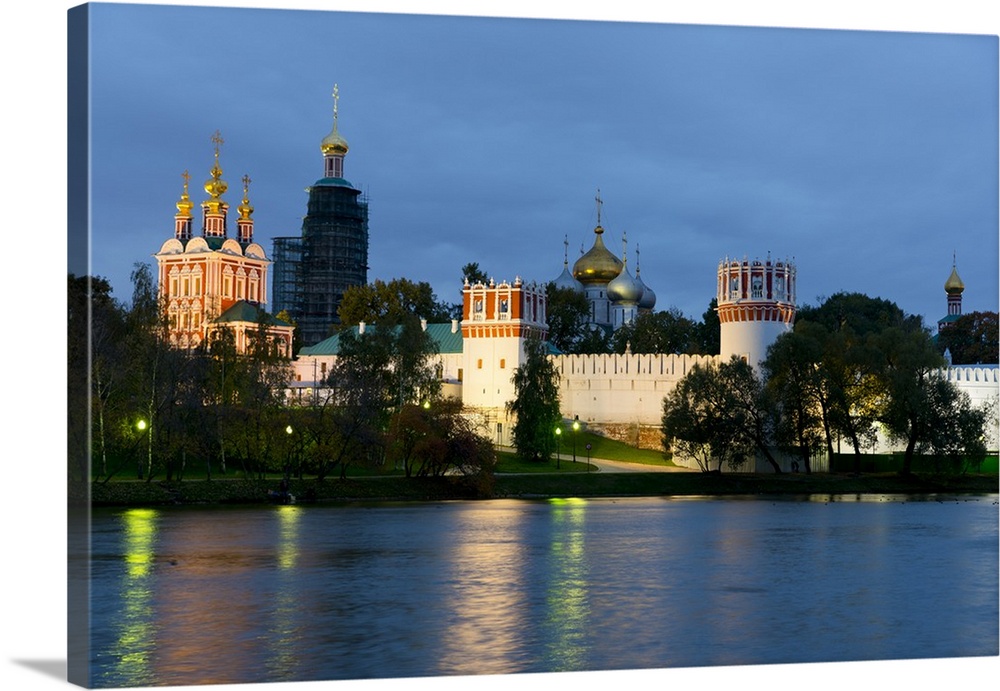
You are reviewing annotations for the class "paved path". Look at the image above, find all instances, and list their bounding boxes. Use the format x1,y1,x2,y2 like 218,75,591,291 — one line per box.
580,457,691,473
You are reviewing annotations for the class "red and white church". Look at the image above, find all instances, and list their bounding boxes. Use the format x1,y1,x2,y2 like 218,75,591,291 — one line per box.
153,132,294,356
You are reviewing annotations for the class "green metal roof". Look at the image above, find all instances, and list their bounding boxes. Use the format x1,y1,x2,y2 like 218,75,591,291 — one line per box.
299,322,464,357
311,176,355,189
215,300,293,327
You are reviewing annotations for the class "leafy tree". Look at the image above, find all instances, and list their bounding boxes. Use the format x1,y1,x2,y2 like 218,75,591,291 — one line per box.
507,335,563,462
321,313,441,479
387,398,495,483
574,326,612,354
695,298,721,355
544,282,592,353
877,326,988,475
70,274,122,483
794,292,918,472
338,277,452,326
661,357,781,472
122,262,174,481
321,324,396,478
762,327,827,472
937,311,999,365
661,360,751,472
462,262,489,285
611,308,699,354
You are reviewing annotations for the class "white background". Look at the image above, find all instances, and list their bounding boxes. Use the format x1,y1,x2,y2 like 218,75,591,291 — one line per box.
2,2,997,690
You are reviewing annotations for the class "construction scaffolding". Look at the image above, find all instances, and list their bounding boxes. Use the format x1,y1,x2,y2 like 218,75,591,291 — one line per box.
271,182,369,347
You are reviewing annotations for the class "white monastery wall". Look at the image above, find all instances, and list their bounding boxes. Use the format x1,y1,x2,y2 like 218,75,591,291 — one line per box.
551,352,718,426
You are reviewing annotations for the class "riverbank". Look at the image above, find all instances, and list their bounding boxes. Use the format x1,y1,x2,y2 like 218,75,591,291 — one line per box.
82,471,999,507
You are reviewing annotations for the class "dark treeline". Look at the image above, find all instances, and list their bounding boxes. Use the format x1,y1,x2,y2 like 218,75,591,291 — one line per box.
69,268,494,493
662,293,995,476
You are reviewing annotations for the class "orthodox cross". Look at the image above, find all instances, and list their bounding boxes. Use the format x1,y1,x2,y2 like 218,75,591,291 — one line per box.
211,130,224,158
242,174,252,195
595,188,603,225
332,84,340,127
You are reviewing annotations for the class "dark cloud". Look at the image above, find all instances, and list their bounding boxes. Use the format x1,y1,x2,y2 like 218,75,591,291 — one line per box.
86,3,998,327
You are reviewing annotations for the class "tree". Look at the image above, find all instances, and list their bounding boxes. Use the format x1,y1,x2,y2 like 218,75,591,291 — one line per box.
794,293,918,472
877,326,988,475
462,262,489,285
661,357,781,473
661,360,751,472
387,398,495,482
763,328,827,473
544,282,593,353
70,274,122,483
321,313,441,479
611,308,699,354
695,298,721,355
338,277,452,326
937,311,999,365
507,335,563,462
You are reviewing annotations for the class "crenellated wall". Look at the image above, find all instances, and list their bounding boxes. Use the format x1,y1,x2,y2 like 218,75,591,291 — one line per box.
551,352,719,425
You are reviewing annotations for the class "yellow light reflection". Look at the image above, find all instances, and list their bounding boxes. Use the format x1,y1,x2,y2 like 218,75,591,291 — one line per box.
111,508,160,685
266,504,304,679
543,500,590,671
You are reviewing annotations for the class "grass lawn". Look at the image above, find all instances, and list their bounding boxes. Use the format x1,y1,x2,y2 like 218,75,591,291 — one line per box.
495,430,673,472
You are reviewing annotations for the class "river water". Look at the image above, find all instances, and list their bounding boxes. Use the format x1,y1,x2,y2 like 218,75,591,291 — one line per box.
83,494,999,688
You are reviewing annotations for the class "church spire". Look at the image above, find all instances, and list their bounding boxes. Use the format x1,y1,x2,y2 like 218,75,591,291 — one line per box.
174,170,193,242
321,83,350,179
201,130,229,238
236,174,254,245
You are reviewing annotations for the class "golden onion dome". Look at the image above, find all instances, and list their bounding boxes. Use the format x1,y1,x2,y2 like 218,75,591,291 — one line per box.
945,265,965,294
321,126,349,156
237,174,254,220
175,170,194,218
572,225,623,284
204,130,228,200
321,83,349,156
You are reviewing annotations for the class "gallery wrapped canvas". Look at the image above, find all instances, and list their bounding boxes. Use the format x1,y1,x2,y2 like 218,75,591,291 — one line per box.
55,1,1000,690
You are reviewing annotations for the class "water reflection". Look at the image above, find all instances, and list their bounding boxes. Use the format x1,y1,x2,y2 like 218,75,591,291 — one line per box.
266,505,304,680
437,503,531,675
108,509,159,686
88,495,999,687
542,498,590,672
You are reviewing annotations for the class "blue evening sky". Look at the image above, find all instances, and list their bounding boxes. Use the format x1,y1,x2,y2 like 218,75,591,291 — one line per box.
79,1,998,328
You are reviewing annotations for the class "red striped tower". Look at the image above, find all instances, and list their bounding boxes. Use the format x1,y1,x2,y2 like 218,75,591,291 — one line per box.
717,254,796,366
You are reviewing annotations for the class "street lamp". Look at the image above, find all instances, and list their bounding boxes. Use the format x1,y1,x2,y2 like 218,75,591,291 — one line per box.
572,415,580,465
284,425,293,483
136,419,149,479
554,426,562,469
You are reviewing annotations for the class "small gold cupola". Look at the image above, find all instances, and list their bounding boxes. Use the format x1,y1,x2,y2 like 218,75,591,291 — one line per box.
202,130,229,238
237,174,254,245
321,84,349,179
174,170,194,241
